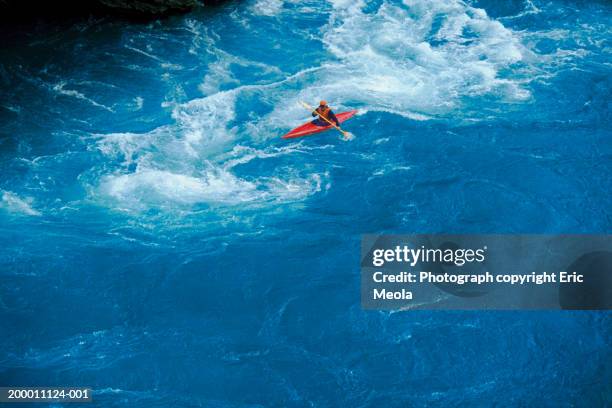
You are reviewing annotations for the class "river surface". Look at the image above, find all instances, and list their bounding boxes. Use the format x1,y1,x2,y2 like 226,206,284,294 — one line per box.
0,0,611,406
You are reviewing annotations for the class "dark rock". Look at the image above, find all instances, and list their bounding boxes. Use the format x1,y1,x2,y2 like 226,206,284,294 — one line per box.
97,0,198,17
0,0,223,22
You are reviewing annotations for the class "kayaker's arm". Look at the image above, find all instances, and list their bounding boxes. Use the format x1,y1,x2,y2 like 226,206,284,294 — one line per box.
312,107,340,126
328,111,340,127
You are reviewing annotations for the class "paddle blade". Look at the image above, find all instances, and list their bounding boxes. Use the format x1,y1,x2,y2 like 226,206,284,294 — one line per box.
342,132,355,141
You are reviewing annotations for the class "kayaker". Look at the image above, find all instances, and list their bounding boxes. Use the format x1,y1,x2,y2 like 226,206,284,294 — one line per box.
311,100,340,127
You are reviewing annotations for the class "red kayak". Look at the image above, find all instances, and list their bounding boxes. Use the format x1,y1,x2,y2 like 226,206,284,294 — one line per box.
282,110,358,139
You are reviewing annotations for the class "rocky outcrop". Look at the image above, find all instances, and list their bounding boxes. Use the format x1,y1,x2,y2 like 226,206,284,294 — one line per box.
0,0,224,21
96,0,198,17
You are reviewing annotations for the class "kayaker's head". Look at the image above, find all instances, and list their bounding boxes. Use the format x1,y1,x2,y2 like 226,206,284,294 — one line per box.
319,100,327,107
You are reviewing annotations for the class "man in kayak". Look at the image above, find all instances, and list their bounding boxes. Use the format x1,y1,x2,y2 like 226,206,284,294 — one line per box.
311,100,340,127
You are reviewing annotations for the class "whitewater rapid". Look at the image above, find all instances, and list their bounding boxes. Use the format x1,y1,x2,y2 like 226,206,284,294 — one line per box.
1,1,611,406
87,0,547,216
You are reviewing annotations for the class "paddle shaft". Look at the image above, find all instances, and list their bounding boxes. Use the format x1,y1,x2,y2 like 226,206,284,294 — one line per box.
301,101,348,136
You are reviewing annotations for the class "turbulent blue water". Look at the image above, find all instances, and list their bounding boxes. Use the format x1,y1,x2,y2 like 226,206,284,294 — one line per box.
1,0,611,406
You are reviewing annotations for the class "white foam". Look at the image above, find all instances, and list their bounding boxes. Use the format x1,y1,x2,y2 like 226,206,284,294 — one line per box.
198,49,284,95
96,89,238,166
218,143,332,169
98,167,323,209
124,44,163,62
91,0,537,212
93,87,327,210
1,190,41,216
266,0,533,122
132,96,144,111
172,91,238,157
250,0,284,16
500,0,541,21
100,168,257,206
341,132,355,141
53,82,114,112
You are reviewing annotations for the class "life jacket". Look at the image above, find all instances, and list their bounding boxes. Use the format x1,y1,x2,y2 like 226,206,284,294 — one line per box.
317,105,331,120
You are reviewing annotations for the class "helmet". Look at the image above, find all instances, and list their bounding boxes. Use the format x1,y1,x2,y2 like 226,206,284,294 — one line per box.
319,100,327,106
